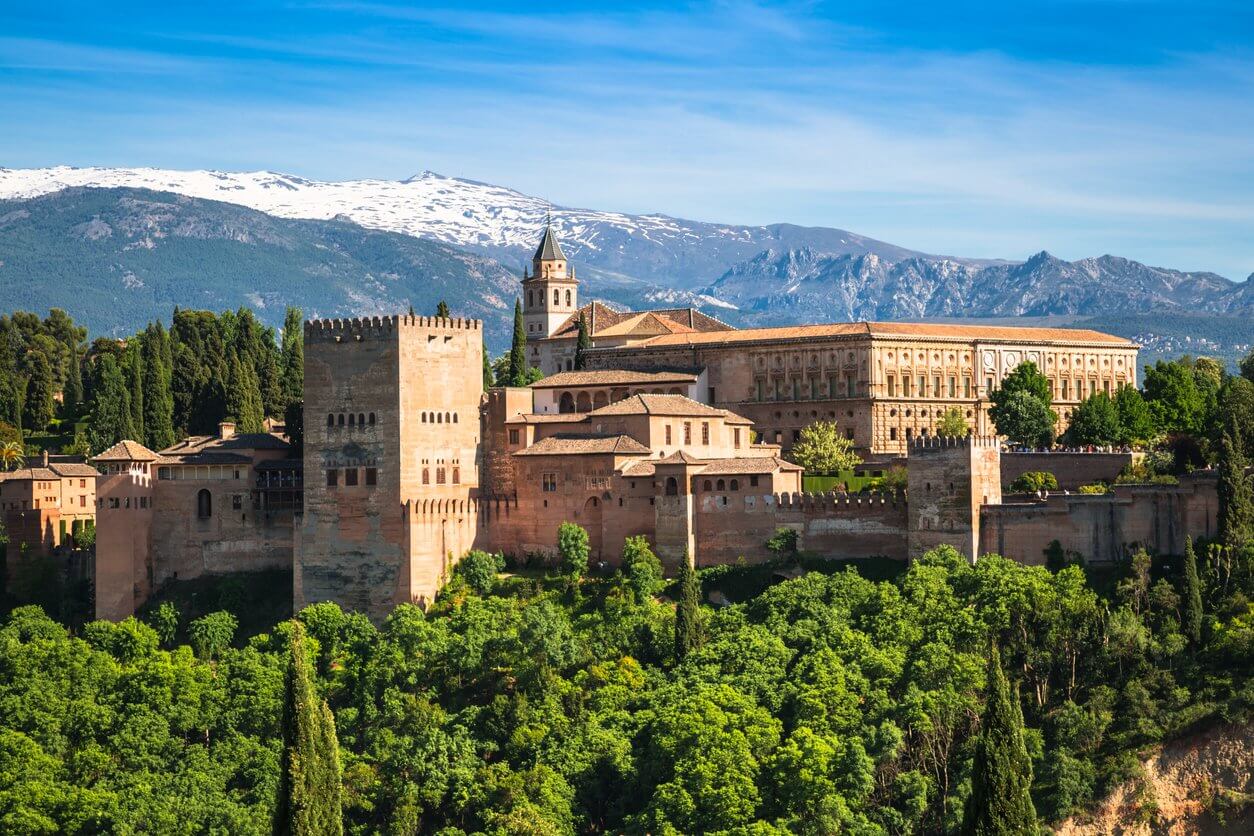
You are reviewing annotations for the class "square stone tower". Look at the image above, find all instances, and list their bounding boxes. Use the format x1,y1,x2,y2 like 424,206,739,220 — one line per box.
906,435,1002,561
296,314,483,621
521,220,578,340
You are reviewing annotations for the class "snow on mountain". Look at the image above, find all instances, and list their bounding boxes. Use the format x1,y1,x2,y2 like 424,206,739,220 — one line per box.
0,166,948,287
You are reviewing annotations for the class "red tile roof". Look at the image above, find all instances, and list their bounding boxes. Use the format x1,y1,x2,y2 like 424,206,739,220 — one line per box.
628,320,1135,348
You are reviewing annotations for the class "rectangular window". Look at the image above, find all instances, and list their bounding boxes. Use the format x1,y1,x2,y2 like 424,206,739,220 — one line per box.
756,379,764,401
365,467,377,486
887,374,896,396
683,422,692,444
232,494,243,510
542,473,557,492
933,376,941,397
701,422,709,445
733,428,741,449
1062,379,1070,399
326,469,338,488
917,375,926,397
903,376,911,397
845,427,854,440
665,425,672,445
986,377,994,394
508,429,519,444
964,378,972,398
750,475,760,487
344,468,359,487
792,429,801,442
890,427,898,441
947,376,956,398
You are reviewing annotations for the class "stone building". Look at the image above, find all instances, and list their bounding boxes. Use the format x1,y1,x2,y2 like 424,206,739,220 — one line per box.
0,450,98,559
584,321,1139,455
295,314,483,619
91,425,300,621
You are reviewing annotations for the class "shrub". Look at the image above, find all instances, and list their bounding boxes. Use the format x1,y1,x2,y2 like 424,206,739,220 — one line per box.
1009,471,1058,493
456,549,505,594
1077,483,1111,495
558,522,590,578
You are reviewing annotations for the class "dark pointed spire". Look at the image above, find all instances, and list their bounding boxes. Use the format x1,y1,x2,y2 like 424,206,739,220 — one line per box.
532,215,566,262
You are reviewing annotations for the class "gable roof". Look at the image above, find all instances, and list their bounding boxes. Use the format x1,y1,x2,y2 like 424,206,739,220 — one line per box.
625,320,1135,349
91,439,161,462
529,369,700,389
588,393,753,424
542,301,733,342
514,434,651,456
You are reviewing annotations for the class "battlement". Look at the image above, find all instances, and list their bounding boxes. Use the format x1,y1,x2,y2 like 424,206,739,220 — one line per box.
910,435,1000,452
773,491,902,512
304,314,483,342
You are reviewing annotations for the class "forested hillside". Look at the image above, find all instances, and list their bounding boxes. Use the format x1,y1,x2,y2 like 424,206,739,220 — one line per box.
0,539,1250,834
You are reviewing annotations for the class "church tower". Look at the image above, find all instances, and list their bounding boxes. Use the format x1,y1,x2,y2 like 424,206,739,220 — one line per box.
522,217,578,339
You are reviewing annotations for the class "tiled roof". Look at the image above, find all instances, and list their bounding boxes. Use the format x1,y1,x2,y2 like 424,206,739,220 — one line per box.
0,467,59,481
530,369,699,389
48,462,101,477
588,393,751,423
505,413,589,425
157,452,253,466
514,435,652,456
91,439,161,462
655,450,703,465
627,321,1135,348
543,302,733,341
161,433,290,455
698,456,802,475
533,221,566,262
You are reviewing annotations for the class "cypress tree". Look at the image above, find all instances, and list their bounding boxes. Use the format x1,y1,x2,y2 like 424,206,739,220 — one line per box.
963,644,1037,835
20,352,55,433
88,354,134,451
125,341,145,446
1217,429,1254,549
482,340,493,390
573,313,590,370
1182,537,1203,646
674,553,701,661
142,323,176,450
63,341,83,415
508,298,527,387
436,300,450,319
226,352,266,434
276,622,343,836
281,307,304,409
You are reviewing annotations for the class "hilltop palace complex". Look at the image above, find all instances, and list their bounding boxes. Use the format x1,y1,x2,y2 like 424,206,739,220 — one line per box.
9,223,1211,622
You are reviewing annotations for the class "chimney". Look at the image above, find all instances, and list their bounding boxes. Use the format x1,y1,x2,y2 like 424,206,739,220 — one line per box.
219,421,236,441
42,449,49,467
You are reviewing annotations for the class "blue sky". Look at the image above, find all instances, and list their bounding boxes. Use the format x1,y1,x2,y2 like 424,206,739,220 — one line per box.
2,1,1253,278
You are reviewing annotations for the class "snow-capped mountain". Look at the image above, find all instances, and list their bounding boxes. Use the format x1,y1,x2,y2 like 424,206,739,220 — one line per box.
0,166,969,287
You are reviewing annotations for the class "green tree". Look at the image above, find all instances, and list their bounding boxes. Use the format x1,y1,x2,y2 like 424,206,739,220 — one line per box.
991,389,1056,448
765,526,800,559
962,644,1037,834
1142,359,1205,436
188,610,238,660
63,340,83,415
558,522,590,579
455,549,504,594
935,407,969,438
141,322,176,450
1114,384,1155,445
1217,430,1254,549
482,339,493,390
1064,391,1121,446
124,340,145,445
1009,471,1058,493
88,354,134,451
674,554,701,661
574,313,591,371
622,535,663,601
435,300,451,319
281,307,304,409
509,298,528,386
225,352,266,434
20,351,55,433
147,601,180,648
789,420,862,473
276,621,344,836
1181,537,1203,646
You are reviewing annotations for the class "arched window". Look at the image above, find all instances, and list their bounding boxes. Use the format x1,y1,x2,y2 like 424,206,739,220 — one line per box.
452,468,460,484
716,479,726,491
422,412,427,423
369,413,376,425
452,413,458,423
576,392,592,412
445,412,451,424
565,290,572,306
326,413,334,427
349,413,356,426
337,414,345,427
559,392,575,413
703,480,712,491
436,467,446,484
730,479,739,491
665,477,678,496
554,289,560,306
437,413,443,424
196,489,212,519
358,413,365,426
422,468,430,485
528,291,533,307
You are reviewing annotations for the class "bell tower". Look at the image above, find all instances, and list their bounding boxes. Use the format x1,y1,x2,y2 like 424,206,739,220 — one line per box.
522,216,578,339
